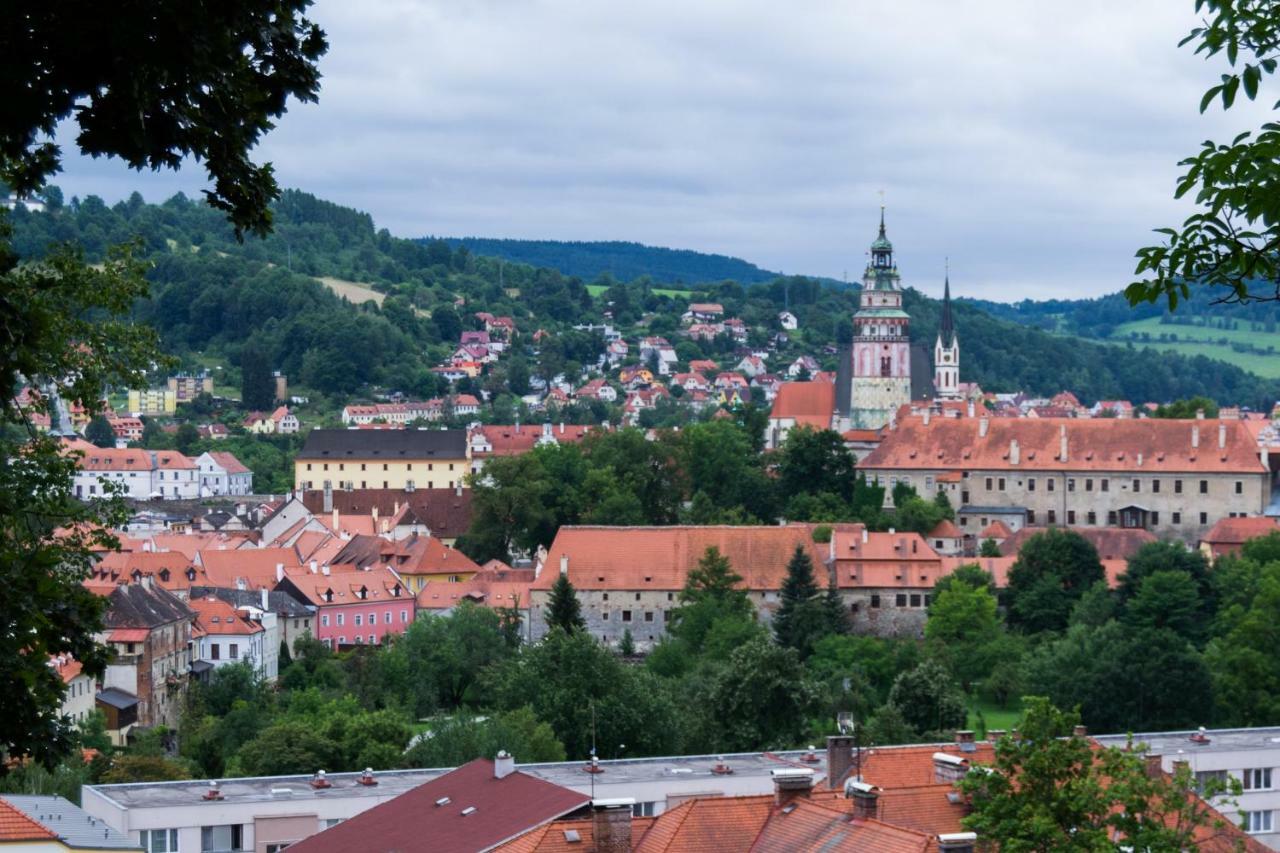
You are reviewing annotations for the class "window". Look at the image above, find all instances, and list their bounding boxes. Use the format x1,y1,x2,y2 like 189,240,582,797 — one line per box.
1026,510,1036,524
1245,768,1273,790
622,610,632,622
1151,511,1159,525
383,463,388,470
355,614,363,627
1028,478,1036,492
985,477,993,490
210,643,220,660
870,594,881,608
1173,512,1181,525
337,613,344,626
321,614,329,627
1175,479,1183,494
1047,510,1057,524
1067,478,1076,492
385,612,392,624
229,643,238,659
1200,480,1209,494
1108,510,1118,525
267,845,292,853
635,592,641,601
909,594,921,607
998,478,1006,491
644,611,654,622
895,594,907,607
1101,479,1109,492
370,634,377,644
201,824,244,852
1152,479,1161,493
1067,510,1076,524
1087,511,1096,525
1244,810,1273,834
1237,480,1245,495
1196,769,1228,792
141,829,179,852
961,490,971,503
1047,479,1055,492
1085,478,1093,492
339,636,346,644
1201,512,1209,525
1132,479,1140,493
632,801,657,818
370,611,377,624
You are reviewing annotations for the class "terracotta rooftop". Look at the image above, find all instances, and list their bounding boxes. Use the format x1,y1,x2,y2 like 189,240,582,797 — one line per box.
299,488,473,540
189,596,264,637
927,520,962,539
0,797,58,842
769,381,836,428
197,547,303,590
1202,515,1280,547
978,520,1012,539
206,451,251,475
997,526,1157,561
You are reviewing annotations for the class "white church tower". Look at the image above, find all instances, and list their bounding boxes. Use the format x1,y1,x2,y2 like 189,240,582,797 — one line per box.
934,271,961,400
849,209,912,428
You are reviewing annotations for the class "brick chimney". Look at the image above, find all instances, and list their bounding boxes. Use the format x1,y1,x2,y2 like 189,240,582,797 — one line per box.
827,735,856,787
771,768,815,806
1219,422,1227,449
1059,424,1068,462
1145,754,1165,778
1072,725,1087,738
1192,425,1200,449
933,752,969,784
592,799,634,853
978,416,989,438
923,409,931,426
845,779,878,820
1009,439,1020,466
560,554,569,576
955,730,977,753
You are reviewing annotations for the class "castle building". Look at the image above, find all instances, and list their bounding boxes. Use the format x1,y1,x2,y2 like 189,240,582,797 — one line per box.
934,272,961,400
847,209,912,429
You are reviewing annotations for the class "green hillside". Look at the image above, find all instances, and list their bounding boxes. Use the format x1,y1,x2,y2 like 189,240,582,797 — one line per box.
1109,315,1280,378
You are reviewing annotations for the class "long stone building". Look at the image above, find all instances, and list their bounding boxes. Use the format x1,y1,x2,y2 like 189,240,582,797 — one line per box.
858,414,1272,543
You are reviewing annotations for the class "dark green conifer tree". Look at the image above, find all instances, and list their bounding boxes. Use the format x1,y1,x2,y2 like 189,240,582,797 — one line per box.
546,572,585,634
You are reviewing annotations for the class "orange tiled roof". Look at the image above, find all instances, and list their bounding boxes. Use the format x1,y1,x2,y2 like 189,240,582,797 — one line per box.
997,526,1156,560
927,520,961,539
280,565,408,608
0,798,57,842
473,424,593,456
978,520,1012,539
94,551,205,591
538,524,845,591
861,416,1267,474
417,577,531,611
770,382,835,427
206,451,251,475
198,547,302,590
190,596,264,637
1202,515,1280,546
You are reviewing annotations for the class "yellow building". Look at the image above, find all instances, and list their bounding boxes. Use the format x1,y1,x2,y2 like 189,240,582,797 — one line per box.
294,429,470,491
126,388,176,416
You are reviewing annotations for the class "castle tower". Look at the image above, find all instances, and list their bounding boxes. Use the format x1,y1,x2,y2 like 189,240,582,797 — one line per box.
934,271,961,400
849,209,911,428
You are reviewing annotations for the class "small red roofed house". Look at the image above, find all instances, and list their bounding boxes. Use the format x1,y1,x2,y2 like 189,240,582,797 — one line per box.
285,756,589,853
275,565,412,649
767,381,835,449
189,595,270,679
978,520,1012,544
1200,515,1280,560
927,519,964,556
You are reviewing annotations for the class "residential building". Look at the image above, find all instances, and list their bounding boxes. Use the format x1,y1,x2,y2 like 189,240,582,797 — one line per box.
190,586,313,662
293,429,470,491
126,388,176,416
329,532,482,593
766,379,836,449
684,302,724,323
299,487,474,546
275,565,412,649
244,405,299,434
1201,515,1280,561
98,582,194,734
0,795,141,852
195,451,254,496
106,416,144,444
859,415,1271,542
166,373,213,402
778,310,799,330
72,446,199,500
1095,726,1280,850
52,655,96,727
467,423,593,474
188,595,275,682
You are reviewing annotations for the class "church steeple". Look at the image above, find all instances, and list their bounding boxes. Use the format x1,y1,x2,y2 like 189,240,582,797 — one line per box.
934,264,961,401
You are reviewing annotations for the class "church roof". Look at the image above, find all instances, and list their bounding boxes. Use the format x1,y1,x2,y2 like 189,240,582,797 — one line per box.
939,274,956,347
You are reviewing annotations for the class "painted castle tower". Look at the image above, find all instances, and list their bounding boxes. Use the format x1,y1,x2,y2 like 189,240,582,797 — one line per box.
934,271,961,400
849,209,911,428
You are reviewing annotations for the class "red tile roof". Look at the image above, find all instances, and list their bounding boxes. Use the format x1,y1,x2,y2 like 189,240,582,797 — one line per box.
198,547,302,590
978,520,1012,539
538,524,845,591
769,382,835,428
206,451,251,475
997,526,1157,560
1202,515,1280,548
0,798,57,842
286,758,589,853
861,416,1267,474
927,520,961,539
189,596,264,637
278,565,408,608
472,424,593,456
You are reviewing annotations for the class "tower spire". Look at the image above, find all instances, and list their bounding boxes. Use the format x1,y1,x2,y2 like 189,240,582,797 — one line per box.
939,262,955,347
878,205,886,238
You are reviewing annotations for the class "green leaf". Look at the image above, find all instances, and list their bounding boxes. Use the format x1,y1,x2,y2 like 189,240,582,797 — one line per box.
1223,75,1240,109
1244,65,1260,99
1200,86,1222,113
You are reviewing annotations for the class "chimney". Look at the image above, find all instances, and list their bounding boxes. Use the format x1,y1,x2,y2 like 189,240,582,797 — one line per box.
1145,754,1165,779
938,832,979,852
372,506,379,527
923,409,931,426
967,399,975,418
932,752,969,784
560,554,569,576
1072,725,1087,738
494,750,516,779
845,779,879,820
987,730,1006,743
1192,425,1200,449
955,730,976,753
827,735,856,787
455,482,462,497
277,563,285,581
771,768,815,806
321,564,330,576
323,482,333,512
1058,424,1068,462
978,417,989,438
1009,439,1020,466
1196,408,1206,420
1219,422,1227,449
332,508,339,532
560,422,565,435
861,527,869,544
591,799,634,853
310,560,318,574
261,587,269,611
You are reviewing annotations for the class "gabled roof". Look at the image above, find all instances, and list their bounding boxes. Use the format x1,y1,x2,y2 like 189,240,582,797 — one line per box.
997,526,1156,560
927,520,962,539
285,758,589,853
103,583,194,629
770,382,835,427
979,520,1012,539
278,565,407,608
297,429,467,460
538,524,842,591
1202,515,1280,546
189,596,264,637
0,797,58,842
198,547,302,590
332,533,481,577
299,488,474,540
206,451,251,475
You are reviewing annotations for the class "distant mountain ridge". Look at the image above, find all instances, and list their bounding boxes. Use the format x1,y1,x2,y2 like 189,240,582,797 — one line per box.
433,237,780,287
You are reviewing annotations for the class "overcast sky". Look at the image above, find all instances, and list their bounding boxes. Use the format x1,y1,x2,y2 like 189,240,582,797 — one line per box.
50,1,1274,301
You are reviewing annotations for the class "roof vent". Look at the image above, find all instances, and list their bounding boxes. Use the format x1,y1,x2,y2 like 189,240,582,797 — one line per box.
461,806,477,816
800,746,820,763
435,796,451,807
711,756,734,775
1189,727,1211,745
357,768,377,786
311,770,331,789
270,787,294,796
584,756,605,774
203,781,224,801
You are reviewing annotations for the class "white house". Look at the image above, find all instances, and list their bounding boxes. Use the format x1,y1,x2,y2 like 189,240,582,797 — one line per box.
52,655,96,727
196,451,254,496
71,442,199,500
189,594,277,682
778,311,798,330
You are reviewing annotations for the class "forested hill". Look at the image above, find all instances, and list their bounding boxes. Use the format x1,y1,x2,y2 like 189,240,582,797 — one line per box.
7,187,1280,408
436,237,779,286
